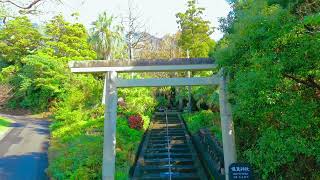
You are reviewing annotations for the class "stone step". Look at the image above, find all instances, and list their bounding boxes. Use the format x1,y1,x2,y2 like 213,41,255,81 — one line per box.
149,136,186,140
147,143,189,148
139,172,200,180
141,165,196,172
144,158,194,164
150,130,185,133
148,140,187,144
150,133,185,136
145,147,191,153
132,112,207,179
154,120,180,122
150,128,185,131
144,153,193,158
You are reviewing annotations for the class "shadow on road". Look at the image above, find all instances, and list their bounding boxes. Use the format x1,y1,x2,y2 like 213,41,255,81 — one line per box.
8,122,24,128
0,114,50,180
0,152,49,180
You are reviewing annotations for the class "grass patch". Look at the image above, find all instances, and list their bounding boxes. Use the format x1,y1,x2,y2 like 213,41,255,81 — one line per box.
0,116,12,133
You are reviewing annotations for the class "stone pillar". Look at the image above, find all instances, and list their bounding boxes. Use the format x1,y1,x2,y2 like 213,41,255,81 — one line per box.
103,71,118,180
188,71,192,113
176,87,183,111
102,73,107,104
218,69,236,180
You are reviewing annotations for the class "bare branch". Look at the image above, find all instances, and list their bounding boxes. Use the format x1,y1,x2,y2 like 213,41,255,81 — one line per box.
122,0,150,60
0,0,43,9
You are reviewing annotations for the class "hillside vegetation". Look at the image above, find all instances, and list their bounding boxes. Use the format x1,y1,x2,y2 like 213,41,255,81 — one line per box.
213,0,320,179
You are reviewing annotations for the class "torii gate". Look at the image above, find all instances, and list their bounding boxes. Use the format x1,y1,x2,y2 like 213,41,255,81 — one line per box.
68,58,236,180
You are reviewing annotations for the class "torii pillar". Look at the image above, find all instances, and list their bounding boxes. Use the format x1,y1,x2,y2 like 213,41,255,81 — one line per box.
219,68,237,180
103,71,118,180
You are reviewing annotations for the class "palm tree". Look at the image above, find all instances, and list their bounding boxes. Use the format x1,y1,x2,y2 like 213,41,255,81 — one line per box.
89,12,124,60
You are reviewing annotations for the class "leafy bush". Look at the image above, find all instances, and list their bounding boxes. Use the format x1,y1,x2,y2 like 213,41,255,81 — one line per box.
7,54,68,111
118,87,156,116
128,115,144,130
116,117,145,178
183,110,221,140
48,135,103,180
156,95,169,108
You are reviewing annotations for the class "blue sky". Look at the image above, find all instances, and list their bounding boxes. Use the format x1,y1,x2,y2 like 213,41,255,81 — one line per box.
36,0,231,40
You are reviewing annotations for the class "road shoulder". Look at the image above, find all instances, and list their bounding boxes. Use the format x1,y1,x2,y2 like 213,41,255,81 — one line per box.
0,116,14,142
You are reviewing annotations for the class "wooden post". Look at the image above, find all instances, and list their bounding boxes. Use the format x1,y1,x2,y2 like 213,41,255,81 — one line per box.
218,69,236,180
103,71,118,180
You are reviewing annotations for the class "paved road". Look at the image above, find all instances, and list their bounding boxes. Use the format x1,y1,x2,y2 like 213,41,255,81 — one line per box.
0,114,50,180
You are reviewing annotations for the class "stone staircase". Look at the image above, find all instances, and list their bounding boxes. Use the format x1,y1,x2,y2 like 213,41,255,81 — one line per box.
132,112,208,180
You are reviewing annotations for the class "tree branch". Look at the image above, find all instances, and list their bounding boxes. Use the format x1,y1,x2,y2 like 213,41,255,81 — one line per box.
284,73,320,90
0,0,43,9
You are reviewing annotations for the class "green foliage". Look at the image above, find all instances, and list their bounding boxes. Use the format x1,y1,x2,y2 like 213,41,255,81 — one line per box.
48,114,148,180
175,82,219,112
41,15,96,61
48,135,103,180
50,75,103,141
183,110,221,140
214,1,320,179
116,117,144,175
0,64,19,83
268,0,320,17
7,54,68,111
0,17,42,64
192,86,219,110
0,15,98,112
48,72,155,179
0,116,11,132
176,0,215,57
118,87,156,117
49,89,155,179
156,96,169,108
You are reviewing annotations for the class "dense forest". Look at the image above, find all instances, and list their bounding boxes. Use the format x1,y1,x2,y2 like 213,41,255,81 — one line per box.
0,0,319,179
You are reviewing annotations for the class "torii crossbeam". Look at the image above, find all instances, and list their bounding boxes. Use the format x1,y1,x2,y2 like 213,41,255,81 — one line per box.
68,58,236,180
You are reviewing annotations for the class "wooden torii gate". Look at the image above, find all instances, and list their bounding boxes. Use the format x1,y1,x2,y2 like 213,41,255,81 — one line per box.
68,58,236,180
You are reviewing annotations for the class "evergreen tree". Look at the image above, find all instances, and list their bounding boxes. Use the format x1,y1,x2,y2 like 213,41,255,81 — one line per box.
176,0,215,57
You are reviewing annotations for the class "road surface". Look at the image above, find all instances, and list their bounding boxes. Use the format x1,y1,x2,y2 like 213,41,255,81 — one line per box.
0,114,50,180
